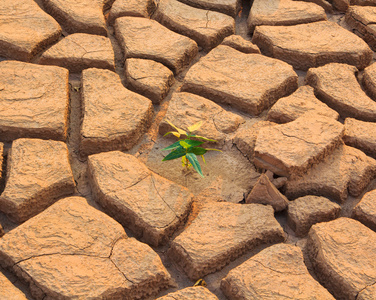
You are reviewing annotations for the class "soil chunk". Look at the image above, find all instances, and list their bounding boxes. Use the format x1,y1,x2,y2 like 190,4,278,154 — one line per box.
39,33,115,73
252,21,373,70
182,45,298,115
0,139,75,223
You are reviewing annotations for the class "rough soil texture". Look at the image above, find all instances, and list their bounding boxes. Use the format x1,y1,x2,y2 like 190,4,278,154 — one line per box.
221,243,335,299
0,138,75,223
156,286,219,299
286,144,376,202
220,34,261,53
41,0,112,36
169,202,285,280
39,33,115,73
0,61,69,142
154,0,235,50
80,68,153,156
252,20,373,70
108,0,156,24
1,0,376,299
306,62,376,121
345,5,376,50
245,173,289,212
0,0,61,62
267,85,339,123
0,197,173,299
287,195,341,237
248,0,327,32
254,113,344,177
182,45,298,115
125,58,175,104
88,151,193,246
343,117,376,157
307,218,376,299
114,17,198,74
352,189,376,231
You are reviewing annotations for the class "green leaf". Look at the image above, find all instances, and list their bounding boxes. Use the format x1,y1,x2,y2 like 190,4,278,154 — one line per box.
161,141,181,151
188,147,207,155
186,153,204,177
190,134,217,142
183,139,204,147
167,120,187,136
188,121,202,133
179,140,190,149
162,147,186,161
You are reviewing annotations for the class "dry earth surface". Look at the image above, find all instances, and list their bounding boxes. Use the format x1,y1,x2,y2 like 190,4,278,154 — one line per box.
1,0,376,299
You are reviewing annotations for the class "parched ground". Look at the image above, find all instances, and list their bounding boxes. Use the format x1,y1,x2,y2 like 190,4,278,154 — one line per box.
1,0,376,299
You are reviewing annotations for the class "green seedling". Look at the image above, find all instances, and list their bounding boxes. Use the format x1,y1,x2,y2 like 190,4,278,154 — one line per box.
161,120,221,178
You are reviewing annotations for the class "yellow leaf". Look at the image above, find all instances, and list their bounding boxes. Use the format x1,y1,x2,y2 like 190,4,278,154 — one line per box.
188,121,202,133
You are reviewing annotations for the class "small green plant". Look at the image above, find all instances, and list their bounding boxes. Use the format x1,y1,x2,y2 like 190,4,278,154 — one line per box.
161,120,221,178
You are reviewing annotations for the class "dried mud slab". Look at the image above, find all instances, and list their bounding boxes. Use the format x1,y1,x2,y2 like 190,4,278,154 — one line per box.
0,272,27,300
287,195,340,237
221,35,261,53
0,139,75,223
221,243,334,299
178,0,241,17
108,0,156,24
267,85,339,123
169,202,285,280
156,286,219,300
307,218,376,299
343,118,376,157
352,189,376,231
363,61,376,100
245,173,289,212
252,21,373,70
125,58,174,104
80,68,153,156
0,0,61,62
41,0,112,36
286,145,376,202
296,0,333,12
0,61,69,142
115,17,198,74
233,121,277,161
254,113,344,177
248,0,326,33
88,151,193,246
182,45,298,115
0,197,172,299
159,92,244,146
306,63,376,121
154,0,235,50
346,6,376,51
39,33,115,73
